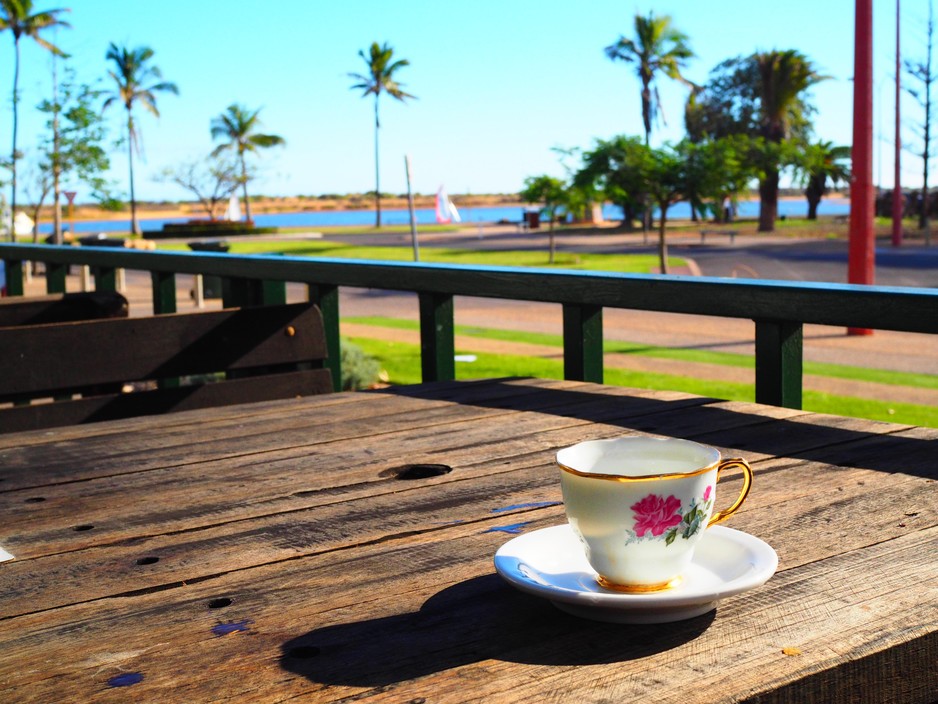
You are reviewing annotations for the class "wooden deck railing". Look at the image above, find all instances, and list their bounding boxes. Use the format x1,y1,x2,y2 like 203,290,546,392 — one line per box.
3,242,938,407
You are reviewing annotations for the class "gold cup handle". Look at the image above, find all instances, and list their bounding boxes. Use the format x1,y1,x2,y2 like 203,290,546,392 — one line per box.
707,458,753,527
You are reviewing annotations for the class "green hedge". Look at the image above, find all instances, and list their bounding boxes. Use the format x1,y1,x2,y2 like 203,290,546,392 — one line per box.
143,220,279,239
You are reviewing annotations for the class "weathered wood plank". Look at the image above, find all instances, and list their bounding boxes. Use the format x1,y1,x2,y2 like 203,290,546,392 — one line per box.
2,388,813,553
0,396,529,491
0,515,933,703
5,389,926,560
0,382,712,490
0,382,934,703
2,438,934,621
0,369,335,433
0,388,367,452
0,291,128,326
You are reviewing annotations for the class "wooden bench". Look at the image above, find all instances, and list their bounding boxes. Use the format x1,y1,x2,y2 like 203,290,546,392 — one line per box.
700,229,737,244
0,302,332,433
0,291,128,326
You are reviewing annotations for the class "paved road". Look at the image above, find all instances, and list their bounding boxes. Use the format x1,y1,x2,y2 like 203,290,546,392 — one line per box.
681,239,938,288
324,225,938,288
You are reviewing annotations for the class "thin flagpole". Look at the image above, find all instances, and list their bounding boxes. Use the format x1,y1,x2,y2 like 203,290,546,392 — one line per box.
892,0,903,246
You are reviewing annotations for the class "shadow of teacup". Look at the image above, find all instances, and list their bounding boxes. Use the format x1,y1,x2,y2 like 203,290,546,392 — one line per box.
279,573,715,687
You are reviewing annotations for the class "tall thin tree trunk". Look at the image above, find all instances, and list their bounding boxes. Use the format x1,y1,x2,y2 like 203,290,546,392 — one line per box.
758,171,779,232
641,73,652,147
127,113,140,236
548,218,555,264
52,47,62,244
240,150,251,222
920,58,931,235
10,38,20,240
374,94,381,228
658,207,669,274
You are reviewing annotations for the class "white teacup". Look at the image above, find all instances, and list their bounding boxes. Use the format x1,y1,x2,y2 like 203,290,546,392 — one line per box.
557,436,752,592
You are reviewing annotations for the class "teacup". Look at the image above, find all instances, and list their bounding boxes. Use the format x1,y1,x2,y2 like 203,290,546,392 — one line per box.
556,436,752,592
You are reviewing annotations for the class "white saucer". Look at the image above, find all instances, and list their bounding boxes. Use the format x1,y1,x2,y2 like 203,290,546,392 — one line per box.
494,524,777,624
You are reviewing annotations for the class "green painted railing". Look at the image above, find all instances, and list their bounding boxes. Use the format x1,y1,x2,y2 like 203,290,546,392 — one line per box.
3,242,938,406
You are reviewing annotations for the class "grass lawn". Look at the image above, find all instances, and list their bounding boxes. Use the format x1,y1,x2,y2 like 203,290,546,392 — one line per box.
345,328,938,429
348,316,938,391
157,238,684,273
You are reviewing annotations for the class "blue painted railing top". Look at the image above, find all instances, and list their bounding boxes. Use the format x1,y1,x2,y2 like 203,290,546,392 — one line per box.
2,243,936,334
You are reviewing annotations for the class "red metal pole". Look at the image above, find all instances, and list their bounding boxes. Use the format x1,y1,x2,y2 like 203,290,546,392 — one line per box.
892,0,903,246
849,0,875,335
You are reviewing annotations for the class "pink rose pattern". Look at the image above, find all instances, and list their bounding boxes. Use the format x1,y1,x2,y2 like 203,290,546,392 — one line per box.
631,494,683,537
627,486,715,546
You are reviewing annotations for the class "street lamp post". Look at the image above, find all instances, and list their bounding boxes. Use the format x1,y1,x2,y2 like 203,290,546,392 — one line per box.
849,0,875,335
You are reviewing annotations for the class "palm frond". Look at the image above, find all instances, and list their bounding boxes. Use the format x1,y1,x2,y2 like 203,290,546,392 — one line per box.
247,134,285,148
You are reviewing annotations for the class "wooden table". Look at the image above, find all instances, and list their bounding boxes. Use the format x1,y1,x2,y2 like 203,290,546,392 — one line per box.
1,378,935,703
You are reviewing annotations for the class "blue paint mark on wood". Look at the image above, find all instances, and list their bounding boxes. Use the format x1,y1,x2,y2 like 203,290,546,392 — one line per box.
107,672,144,687
212,619,253,636
485,522,532,534
491,501,560,513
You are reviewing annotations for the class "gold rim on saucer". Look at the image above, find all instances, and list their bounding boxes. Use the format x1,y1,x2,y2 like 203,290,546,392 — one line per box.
596,575,683,593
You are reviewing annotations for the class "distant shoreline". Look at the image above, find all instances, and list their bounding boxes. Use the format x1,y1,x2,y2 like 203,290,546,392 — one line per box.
51,194,523,223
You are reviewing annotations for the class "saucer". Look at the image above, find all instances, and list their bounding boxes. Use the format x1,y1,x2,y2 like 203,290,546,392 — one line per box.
493,524,777,624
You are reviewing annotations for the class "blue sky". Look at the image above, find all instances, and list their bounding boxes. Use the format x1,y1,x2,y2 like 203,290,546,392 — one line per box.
0,0,920,204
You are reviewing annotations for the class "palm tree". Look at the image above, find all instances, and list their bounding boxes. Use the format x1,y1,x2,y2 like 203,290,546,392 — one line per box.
349,41,415,228
102,43,178,235
0,0,69,238
799,141,850,219
210,104,284,223
605,12,693,146
753,49,824,231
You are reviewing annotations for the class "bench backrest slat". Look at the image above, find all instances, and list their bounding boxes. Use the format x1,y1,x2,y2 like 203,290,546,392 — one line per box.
0,291,128,326
0,302,332,431
0,303,325,398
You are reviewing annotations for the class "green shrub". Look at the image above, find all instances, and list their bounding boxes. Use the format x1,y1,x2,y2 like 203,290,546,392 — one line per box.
340,338,382,390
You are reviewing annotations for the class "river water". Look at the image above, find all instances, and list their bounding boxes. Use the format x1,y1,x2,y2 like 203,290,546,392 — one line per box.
41,198,850,235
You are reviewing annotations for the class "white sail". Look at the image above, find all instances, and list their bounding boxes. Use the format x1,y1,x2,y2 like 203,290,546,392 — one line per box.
436,186,461,224
448,197,461,223
224,194,242,221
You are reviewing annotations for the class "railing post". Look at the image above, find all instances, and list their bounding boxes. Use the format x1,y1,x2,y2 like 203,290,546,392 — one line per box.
46,262,68,293
151,271,177,314
755,319,803,408
222,277,253,308
4,259,25,296
308,283,341,392
222,278,286,308
150,270,180,389
418,292,455,382
94,266,117,292
563,303,604,383
260,279,287,305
